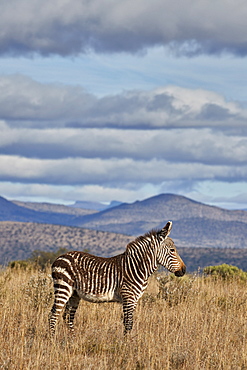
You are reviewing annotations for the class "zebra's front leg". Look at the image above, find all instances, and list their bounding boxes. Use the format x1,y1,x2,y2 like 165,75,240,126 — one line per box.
62,291,80,336
122,298,138,334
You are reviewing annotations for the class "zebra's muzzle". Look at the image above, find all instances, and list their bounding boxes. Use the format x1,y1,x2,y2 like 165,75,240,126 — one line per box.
174,264,186,277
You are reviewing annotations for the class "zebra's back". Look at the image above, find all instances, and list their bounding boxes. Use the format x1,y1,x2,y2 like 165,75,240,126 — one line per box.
52,251,124,303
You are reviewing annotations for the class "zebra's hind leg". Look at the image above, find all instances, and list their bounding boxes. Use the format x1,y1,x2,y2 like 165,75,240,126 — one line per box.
62,290,80,336
49,286,73,338
49,300,65,338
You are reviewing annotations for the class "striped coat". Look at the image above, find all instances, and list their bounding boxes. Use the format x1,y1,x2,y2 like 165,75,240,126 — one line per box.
49,221,186,336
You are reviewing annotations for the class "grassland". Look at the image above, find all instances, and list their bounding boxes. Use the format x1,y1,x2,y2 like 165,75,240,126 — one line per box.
0,267,247,369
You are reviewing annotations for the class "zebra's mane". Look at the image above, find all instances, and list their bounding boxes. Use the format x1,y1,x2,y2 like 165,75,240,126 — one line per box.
125,229,158,254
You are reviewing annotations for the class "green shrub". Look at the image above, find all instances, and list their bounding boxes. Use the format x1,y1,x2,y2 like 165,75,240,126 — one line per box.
203,264,247,281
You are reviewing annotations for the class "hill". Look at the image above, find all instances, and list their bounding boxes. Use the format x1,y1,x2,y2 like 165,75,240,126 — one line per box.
0,196,95,225
13,200,97,216
70,200,123,211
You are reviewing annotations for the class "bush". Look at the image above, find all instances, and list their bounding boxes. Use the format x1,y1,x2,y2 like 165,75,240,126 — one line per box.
23,272,53,310
156,272,199,306
203,264,247,281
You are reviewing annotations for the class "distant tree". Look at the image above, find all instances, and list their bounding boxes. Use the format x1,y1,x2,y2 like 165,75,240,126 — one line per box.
9,260,34,270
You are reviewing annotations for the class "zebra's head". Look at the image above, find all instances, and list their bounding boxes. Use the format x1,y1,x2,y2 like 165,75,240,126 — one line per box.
156,221,186,277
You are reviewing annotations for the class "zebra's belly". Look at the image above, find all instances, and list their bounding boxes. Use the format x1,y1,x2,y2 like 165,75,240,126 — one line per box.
77,289,122,303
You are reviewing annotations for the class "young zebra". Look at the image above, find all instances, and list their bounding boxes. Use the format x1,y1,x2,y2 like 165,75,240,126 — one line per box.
49,221,186,336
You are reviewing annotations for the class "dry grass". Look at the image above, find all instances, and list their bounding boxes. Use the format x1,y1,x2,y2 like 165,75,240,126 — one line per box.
0,267,247,370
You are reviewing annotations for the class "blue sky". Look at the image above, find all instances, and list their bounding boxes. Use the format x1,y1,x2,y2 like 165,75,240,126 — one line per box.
2,50,247,101
0,0,247,209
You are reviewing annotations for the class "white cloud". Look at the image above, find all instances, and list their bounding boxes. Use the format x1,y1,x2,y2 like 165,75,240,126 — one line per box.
159,86,241,116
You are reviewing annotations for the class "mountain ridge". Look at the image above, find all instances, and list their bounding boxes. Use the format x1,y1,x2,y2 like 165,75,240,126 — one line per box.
71,194,247,248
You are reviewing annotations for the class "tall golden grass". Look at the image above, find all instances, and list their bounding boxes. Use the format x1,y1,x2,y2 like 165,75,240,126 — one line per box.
0,266,247,370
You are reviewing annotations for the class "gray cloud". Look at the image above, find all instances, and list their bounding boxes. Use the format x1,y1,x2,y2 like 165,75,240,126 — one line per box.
0,0,247,56
0,155,247,186
1,76,246,131
0,75,96,123
1,125,247,167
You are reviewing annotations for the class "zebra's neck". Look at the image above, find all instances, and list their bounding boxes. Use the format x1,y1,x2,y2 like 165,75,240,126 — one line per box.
124,234,158,279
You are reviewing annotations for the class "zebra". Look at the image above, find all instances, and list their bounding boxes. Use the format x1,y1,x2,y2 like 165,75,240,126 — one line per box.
49,221,186,336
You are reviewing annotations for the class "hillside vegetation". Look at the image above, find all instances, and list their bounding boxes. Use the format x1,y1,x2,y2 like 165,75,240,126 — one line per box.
180,247,247,272
0,222,133,265
0,267,246,369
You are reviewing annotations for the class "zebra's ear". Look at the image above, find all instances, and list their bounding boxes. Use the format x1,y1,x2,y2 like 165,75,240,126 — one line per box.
159,221,172,240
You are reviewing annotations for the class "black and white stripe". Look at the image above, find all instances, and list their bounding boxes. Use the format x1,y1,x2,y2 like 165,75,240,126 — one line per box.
49,221,186,336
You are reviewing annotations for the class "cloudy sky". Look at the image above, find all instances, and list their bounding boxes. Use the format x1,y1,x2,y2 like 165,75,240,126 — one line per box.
0,0,247,209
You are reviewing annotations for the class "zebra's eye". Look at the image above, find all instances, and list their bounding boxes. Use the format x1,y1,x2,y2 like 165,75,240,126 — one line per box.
170,248,175,252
